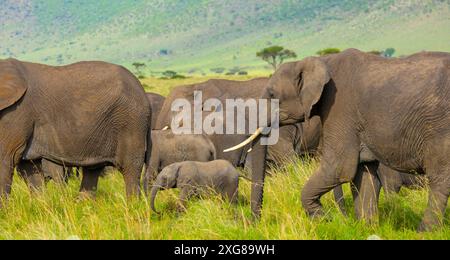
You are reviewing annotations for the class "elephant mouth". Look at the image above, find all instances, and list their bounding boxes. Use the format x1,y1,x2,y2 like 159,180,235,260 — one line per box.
279,111,305,125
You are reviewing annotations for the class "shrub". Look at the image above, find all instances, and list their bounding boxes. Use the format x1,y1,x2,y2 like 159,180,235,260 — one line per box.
160,70,187,80
210,67,226,74
316,48,341,56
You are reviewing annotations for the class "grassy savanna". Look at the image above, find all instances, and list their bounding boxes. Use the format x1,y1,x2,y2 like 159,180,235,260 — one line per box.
3,1,450,73
1,158,448,240
140,74,267,96
0,76,448,240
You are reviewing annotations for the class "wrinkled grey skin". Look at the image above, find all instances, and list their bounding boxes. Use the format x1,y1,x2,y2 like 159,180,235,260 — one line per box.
260,49,450,231
246,117,321,168
0,59,152,200
22,93,164,191
156,78,320,167
156,78,269,167
146,92,165,129
143,130,216,193
150,160,239,213
74,92,164,193
334,163,426,215
17,159,73,190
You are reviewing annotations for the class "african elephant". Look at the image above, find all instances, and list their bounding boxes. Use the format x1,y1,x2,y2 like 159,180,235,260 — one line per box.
247,117,322,168
146,92,165,129
143,130,216,193
0,58,152,200
150,160,239,214
251,49,449,231
155,78,269,167
155,78,317,168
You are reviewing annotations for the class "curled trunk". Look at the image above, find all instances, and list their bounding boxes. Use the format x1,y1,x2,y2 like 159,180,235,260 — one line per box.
150,185,161,214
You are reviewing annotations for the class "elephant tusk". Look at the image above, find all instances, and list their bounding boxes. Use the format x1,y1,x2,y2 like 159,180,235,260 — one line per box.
162,126,169,131
247,148,253,153
223,127,263,153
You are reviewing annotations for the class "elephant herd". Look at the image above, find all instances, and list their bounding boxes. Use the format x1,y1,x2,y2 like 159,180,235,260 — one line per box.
0,48,448,232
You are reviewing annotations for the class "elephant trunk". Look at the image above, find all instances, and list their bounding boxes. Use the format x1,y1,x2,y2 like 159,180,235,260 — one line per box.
250,137,267,219
301,166,341,217
150,185,161,214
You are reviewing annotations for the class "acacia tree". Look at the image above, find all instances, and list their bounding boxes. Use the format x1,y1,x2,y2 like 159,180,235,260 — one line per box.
256,46,297,71
132,62,146,78
383,48,396,58
316,48,341,56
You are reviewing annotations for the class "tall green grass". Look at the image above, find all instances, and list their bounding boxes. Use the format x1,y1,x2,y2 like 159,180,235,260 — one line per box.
0,158,448,240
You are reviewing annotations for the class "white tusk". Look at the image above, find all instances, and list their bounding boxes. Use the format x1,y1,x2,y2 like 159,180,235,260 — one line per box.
162,126,169,131
247,148,253,153
223,127,263,153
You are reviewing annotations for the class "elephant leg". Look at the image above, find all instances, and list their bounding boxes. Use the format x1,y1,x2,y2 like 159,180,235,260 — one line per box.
121,162,142,199
418,171,450,232
351,162,381,222
301,164,345,218
377,164,402,194
0,156,15,204
178,186,195,212
17,160,45,192
80,167,103,196
225,180,239,204
333,185,347,216
301,140,361,218
42,159,68,184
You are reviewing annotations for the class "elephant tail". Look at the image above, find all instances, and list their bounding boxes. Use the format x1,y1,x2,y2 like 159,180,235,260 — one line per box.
144,110,153,189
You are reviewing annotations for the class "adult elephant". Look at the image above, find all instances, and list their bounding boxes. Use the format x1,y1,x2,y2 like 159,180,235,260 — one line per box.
143,130,216,193
0,58,152,200
155,78,321,169
146,92,165,129
155,78,269,167
240,49,449,231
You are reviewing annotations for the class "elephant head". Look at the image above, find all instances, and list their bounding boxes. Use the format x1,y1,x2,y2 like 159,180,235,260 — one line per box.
263,57,330,125
0,59,27,111
150,163,181,214
224,57,331,218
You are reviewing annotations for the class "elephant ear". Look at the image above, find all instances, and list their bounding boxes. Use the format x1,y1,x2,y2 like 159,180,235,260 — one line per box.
295,57,330,121
170,163,182,188
0,60,27,111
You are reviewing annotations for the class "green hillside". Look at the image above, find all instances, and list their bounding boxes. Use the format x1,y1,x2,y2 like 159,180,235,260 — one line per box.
1,0,450,74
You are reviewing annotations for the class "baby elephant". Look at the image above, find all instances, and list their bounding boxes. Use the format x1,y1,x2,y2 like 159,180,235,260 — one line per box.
150,160,239,214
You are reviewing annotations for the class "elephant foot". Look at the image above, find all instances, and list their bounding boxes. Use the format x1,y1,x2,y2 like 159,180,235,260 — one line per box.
418,222,432,233
417,220,440,233
305,205,325,219
301,196,325,219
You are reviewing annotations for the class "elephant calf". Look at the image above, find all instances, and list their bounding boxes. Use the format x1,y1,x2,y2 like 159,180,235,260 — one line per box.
150,160,239,213
143,130,216,192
